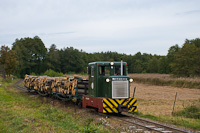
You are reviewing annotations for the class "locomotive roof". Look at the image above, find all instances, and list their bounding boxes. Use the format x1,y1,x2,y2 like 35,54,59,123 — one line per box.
88,61,127,66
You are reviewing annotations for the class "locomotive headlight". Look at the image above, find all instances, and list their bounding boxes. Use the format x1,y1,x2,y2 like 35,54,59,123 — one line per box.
110,62,114,65
106,78,110,82
129,78,133,82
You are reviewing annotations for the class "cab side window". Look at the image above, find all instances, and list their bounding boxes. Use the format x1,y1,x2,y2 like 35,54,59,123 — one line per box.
105,66,110,76
115,66,121,75
91,66,94,77
99,66,110,76
114,66,125,75
99,66,104,75
88,66,91,75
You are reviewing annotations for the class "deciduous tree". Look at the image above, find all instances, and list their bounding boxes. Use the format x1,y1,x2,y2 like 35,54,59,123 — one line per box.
0,45,18,78
46,44,61,72
171,43,199,76
12,36,47,77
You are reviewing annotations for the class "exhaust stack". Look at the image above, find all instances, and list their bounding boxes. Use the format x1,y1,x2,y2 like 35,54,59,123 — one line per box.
121,58,123,76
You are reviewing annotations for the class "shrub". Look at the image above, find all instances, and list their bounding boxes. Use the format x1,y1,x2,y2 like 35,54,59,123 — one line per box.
43,69,63,77
174,104,200,119
30,72,37,76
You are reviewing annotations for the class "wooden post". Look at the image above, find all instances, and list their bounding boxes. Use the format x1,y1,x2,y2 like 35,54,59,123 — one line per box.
172,92,178,115
133,87,136,98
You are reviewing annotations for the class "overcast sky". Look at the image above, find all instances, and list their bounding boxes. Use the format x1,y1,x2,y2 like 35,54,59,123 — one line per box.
0,0,200,55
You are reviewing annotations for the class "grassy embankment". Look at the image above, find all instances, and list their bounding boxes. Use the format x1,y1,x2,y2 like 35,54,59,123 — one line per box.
0,78,110,133
130,73,200,89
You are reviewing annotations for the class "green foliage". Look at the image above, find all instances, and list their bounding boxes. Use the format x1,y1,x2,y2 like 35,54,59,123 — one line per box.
185,38,200,48
166,44,180,73
147,57,159,73
12,36,47,78
171,41,200,77
174,103,200,119
127,52,153,73
0,45,18,78
82,118,99,133
46,44,61,72
43,69,63,77
30,72,37,76
158,57,168,73
60,47,86,74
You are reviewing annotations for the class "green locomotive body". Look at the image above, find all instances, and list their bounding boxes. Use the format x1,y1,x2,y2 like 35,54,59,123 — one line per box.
82,61,137,113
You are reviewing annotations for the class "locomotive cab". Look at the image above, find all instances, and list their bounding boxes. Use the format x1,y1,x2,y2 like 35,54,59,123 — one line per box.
82,61,137,113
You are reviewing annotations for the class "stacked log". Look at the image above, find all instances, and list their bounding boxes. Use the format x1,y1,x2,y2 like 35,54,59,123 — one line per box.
24,74,88,95
24,74,38,89
33,76,48,90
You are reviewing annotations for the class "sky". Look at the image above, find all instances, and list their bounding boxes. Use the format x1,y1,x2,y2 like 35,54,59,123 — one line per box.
0,0,200,55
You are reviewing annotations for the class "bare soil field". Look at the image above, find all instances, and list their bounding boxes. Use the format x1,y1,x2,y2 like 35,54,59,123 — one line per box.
130,82,200,116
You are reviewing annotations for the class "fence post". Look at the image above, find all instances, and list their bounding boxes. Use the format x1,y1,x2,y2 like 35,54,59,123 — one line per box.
133,87,136,98
172,92,178,115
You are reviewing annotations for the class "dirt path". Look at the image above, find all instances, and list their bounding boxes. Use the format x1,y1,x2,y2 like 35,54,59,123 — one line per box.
130,82,200,116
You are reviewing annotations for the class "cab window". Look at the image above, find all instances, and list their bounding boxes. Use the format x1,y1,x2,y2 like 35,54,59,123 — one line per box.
99,66,110,76
114,66,125,75
91,66,94,77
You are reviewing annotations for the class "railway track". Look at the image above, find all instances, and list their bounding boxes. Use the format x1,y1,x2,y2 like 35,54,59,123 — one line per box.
14,80,40,99
14,80,27,91
107,113,194,133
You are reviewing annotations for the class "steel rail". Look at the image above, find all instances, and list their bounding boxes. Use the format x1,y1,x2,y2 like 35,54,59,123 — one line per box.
122,113,189,133
114,116,164,133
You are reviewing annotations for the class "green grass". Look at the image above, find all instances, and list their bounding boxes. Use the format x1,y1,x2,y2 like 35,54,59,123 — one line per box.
0,78,110,133
173,103,200,119
133,111,200,130
133,77,200,89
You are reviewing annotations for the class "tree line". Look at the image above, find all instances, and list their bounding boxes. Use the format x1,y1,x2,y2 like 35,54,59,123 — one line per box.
0,36,200,78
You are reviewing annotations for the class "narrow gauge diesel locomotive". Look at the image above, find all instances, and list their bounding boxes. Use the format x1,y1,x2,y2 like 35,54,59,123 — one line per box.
25,61,137,113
